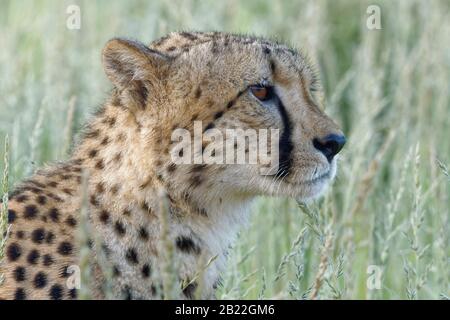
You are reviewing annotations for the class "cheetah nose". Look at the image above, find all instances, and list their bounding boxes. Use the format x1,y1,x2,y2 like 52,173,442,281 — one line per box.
313,134,346,163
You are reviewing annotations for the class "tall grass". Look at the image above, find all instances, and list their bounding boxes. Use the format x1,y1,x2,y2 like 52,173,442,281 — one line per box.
0,0,448,299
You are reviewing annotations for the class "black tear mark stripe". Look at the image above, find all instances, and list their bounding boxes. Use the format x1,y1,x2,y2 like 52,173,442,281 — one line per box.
275,96,293,178
221,89,245,117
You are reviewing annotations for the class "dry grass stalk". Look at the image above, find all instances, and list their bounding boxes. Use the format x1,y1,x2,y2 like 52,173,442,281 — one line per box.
158,189,177,299
310,228,333,300
62,95,77,157
0,135,10,286
77,170,94,300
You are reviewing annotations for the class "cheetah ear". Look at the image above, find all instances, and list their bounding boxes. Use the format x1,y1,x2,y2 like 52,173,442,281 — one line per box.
102,38,170,108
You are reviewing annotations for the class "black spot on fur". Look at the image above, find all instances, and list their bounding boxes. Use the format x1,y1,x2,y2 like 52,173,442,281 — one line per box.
111,184,119,195
43,254,54,266
27,249,40,265
71,166,82,173
105,116,116,127
95,159,105,170
24,205,38,219
66,216,77,227
116,132,126,142
99,210,110,224
175,236,201,255
114,152,122,163
49,284,63,300
123,286,133,300
33,272,48,289
58,241,73,256
190,175,203,188
16,230,25,239
16,194,28,203
151,284,158,296
47,193,62,202
183,281,198,299
62,188,73,195
31,228,45,244
100,137,109,146
7,243,22,261
84,128,100,139
49,208,59,222
48,181,58,188
88,149,98,158
114,220,126,236
90,195,99,206
113,265,121,277
59,265,71,278
69,289,78,299
28,187,43,194
46,231,55,244
153,34,170,47
179,31,198,41
30,180,46,188
141,264,151,278
37,195,47,205
125,248,139,265
7,209,17,223
195,87,202,99
14,266,26,282
14,288,26,300
139,227,149,241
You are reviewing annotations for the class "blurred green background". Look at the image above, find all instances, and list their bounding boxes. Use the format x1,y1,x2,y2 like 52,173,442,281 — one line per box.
0,0,449,299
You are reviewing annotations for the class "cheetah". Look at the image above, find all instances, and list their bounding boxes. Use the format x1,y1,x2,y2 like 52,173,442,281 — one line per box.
0,31,345,300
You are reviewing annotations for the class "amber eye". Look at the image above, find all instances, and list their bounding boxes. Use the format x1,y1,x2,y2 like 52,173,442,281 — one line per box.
250,85,271,101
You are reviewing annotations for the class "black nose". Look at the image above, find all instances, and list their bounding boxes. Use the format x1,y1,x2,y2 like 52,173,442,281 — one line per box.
313,134,346,162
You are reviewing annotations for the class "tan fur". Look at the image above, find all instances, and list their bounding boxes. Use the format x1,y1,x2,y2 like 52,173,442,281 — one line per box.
0,32,343,299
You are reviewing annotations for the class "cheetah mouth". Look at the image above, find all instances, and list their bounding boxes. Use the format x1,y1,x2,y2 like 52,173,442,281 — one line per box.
300,170,332,185
279,166,335,196
283,168,335,200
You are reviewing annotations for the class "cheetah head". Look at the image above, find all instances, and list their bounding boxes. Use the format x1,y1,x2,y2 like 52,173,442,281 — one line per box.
102,32,345,202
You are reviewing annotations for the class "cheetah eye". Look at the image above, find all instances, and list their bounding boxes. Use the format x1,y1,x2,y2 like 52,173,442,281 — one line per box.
250,85,274,102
